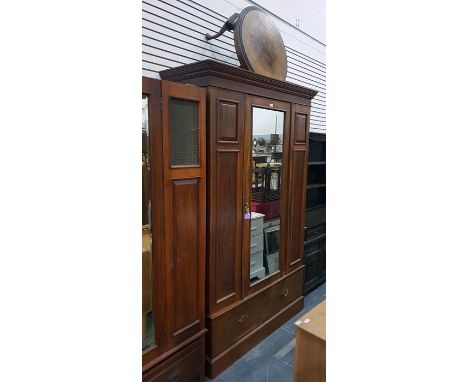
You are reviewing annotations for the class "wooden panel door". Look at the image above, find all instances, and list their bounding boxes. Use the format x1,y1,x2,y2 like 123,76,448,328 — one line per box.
161,80,206,348
206,88,245,314
286,103,310,273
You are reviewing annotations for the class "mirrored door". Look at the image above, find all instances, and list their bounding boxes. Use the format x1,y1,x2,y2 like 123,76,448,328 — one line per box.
142,78,165,365
142,94,154,351
244,97,291,292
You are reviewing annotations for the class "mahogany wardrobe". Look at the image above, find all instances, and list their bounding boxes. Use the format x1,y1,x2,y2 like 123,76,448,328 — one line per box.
143,60,317,380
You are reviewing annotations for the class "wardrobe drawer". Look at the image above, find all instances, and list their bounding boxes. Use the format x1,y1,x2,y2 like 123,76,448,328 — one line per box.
209,270,303,357
210,294,267,356
250,234,263,254
143,338,203,382
267,269,303,316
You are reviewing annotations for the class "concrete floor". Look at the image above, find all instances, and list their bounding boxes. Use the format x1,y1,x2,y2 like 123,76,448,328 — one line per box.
206,283,326,382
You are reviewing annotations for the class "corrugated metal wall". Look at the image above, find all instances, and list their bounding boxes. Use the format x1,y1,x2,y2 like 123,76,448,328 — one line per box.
142,0,326,133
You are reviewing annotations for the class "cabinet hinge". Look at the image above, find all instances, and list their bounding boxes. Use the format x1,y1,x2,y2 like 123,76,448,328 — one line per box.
160,98,162,111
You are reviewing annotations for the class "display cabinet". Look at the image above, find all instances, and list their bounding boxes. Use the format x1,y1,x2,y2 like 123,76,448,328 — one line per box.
142,77,207,381
160,60,318,378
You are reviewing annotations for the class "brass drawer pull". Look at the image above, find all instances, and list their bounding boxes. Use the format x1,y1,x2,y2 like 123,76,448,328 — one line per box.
280,288,289,297
167,370,181,381
238,313,248,323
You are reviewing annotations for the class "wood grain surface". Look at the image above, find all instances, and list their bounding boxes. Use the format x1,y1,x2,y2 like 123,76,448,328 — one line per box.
234,7,288,81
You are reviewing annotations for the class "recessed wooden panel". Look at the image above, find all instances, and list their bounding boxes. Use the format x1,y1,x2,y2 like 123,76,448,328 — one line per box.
215,150,240,301
207,88,244,315
289,150,306,267
218,100,238,142
172,179,199,334
295,113,307,144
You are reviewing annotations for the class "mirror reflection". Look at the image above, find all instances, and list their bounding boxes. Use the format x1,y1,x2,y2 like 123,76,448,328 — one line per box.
250,107,284,285
142,95,155,350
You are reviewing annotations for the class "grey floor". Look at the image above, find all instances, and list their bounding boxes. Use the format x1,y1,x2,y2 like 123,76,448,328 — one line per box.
206,283,326,382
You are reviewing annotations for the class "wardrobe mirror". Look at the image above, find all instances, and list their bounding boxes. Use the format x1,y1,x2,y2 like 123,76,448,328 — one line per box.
142,95,155,350
250,107,284,286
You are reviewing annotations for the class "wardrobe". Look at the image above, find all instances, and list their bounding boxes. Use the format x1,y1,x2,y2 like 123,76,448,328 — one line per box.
160,60,317,378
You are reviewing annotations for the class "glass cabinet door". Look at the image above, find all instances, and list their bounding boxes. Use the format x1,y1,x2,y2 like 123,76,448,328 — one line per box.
247,100,290,288
142,94,155,351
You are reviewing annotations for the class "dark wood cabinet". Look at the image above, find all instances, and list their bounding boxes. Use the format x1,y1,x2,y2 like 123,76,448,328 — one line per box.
160,60,318,378
304,132,326,295
142,77,207,381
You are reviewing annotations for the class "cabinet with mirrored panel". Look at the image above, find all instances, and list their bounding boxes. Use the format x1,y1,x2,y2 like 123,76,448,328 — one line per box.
161,60,318,378
142,77,206,382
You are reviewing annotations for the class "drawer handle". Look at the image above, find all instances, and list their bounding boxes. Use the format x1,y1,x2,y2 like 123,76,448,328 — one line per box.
250,243,257,248
280,288,289,297
238,313,248,323
251,226,258,231
167,370,181,381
